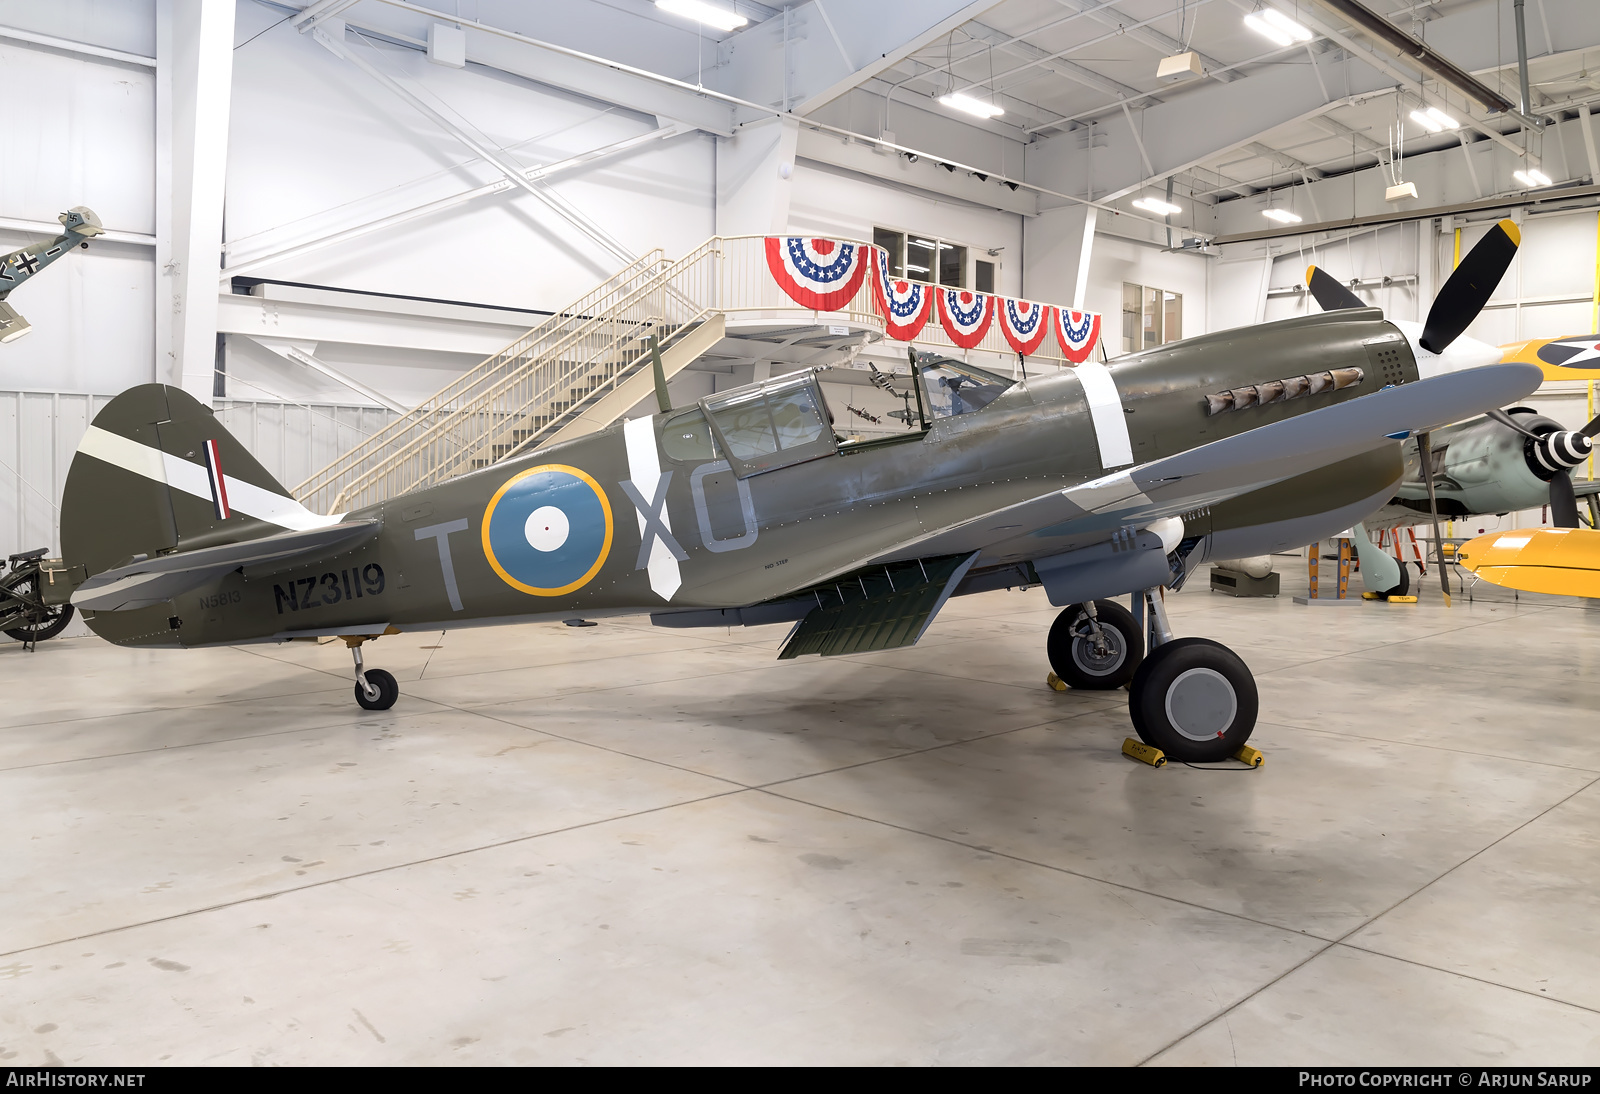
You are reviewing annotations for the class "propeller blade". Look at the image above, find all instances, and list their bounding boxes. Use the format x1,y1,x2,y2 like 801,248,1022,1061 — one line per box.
1486,407,1542,439
1420,218,1521,354
1305,265,1366,311
1417,430,1451,605
1581,410,1600,439
1551,469,1581,528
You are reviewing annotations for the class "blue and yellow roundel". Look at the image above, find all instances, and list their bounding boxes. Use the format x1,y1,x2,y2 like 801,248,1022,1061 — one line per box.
482,464,613,596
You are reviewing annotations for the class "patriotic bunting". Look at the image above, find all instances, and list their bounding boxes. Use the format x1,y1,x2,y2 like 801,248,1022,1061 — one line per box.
998,297,1052,356
869,246,934,341
937,288,995,349
764,237,868,312
1053,307,1102,363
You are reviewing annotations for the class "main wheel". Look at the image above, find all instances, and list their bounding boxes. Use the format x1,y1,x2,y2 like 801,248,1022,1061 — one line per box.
2,572,75,643
1380,561,1411,599
355,668,399,711
1128,638,1257,762
1047,599,1143,690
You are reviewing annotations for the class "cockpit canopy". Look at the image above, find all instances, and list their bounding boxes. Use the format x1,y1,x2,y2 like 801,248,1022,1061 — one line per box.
674,353,1019,479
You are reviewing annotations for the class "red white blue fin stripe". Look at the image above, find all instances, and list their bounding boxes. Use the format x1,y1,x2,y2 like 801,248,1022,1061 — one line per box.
1053,308,1102,364
937,289,995,349
869,247,934,341
765,237,869,312
998,298,1052,356
203,438,230,520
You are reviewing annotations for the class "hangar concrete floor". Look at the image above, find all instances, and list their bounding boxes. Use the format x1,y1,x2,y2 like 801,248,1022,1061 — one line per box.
2,562,1598,1066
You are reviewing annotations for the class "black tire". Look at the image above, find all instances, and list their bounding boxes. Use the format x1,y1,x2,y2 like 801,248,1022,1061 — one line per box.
355,668,399,711
1047,599,1143,690
1128,638,1257,763
2,572,76,643
1380,560,1411,599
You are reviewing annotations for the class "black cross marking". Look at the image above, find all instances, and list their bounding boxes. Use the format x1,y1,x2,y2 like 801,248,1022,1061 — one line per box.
619,473,688,569
13,253,38,275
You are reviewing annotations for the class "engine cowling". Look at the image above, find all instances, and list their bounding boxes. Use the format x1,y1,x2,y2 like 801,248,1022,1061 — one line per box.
1392,410,1585,517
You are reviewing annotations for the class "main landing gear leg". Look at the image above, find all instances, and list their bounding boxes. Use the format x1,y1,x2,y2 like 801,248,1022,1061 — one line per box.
346,637,399,711
1126,587,1258,763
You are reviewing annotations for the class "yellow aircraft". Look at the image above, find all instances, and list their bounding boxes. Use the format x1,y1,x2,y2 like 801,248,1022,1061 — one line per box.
1457,527,1600,597
1499,333,1600,382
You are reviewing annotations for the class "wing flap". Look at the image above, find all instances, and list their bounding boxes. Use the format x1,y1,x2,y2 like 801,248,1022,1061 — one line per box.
778,553,976,659
73,519,379,611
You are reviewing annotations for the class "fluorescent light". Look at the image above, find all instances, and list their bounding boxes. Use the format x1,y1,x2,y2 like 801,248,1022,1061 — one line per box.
1409,109,1444,133
1133,196,1182,216
938,92,1004,119
1245,8,1312,47
655,0,747,32
1514,167,1553,187
1262,208,1303,224
1426,106,1459,129
905,264,930,273
910,238,936,247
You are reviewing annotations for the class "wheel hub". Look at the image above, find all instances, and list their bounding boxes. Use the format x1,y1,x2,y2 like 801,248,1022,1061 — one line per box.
1164,667,1237,741
1071,622,1126,676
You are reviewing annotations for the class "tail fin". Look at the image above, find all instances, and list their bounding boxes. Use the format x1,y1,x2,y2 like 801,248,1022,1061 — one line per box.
62,384,335,584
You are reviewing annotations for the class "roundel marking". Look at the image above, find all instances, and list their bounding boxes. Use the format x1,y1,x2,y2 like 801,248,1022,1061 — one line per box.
482,464,613,596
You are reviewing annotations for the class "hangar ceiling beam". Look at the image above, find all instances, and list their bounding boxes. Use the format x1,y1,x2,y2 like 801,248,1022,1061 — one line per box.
247,337,409,414
311,25,638,268
314,0,737,134
768,0,1009,117
157,0,237,401
221,122,691,280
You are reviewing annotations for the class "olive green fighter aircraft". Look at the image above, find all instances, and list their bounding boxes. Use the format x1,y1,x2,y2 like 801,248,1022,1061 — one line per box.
53,314,1539,762
0,207,103,342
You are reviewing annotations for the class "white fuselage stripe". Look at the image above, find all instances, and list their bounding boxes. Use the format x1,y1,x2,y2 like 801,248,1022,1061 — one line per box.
76,425,342,531
1073,360,1134,470
623,416,681,601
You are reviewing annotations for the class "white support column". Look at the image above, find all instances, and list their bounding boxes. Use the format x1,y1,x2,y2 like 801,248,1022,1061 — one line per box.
1022,205,1096,312
156,0,236,399
715,116,799,236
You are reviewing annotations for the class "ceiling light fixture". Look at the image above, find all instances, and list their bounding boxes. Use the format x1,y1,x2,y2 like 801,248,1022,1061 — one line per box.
938,92,1004,119
1514,167,1553,187
1244,7,1313,48
1409,109,1444,133
1426,106,1459,130
1262,208,1303,224
655,0,747,32
1133,196,1182,216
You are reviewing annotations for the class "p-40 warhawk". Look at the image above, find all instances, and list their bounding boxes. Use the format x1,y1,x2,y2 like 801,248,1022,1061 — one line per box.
0,207,103,342
54,314,1537,762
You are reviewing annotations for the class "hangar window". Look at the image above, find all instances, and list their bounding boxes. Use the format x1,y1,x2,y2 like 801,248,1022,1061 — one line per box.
701,371,837,478
1122,283,1183,353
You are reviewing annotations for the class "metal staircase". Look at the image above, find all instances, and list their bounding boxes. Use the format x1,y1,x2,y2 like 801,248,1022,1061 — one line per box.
293,243,717,515
292,232,1083,516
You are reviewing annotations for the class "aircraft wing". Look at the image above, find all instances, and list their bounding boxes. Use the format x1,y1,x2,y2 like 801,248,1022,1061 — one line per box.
73,519,379,611
858,363,1542,569
1573,480,1600,499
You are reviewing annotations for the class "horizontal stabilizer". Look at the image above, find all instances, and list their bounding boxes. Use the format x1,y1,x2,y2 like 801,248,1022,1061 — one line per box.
73,519,378,611
779,553,975,659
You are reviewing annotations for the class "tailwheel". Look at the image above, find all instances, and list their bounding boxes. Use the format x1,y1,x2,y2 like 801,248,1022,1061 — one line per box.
355,668,399,711
1047,599,1143,690
1128,638,1258,762
1381,561,1411,599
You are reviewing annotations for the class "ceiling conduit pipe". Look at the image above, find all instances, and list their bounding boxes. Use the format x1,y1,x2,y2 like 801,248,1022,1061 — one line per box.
1308,0,1538,128
1513,0,1536,124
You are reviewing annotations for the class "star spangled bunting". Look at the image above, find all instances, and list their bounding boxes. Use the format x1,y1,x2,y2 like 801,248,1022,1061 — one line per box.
765,237,869,312
937,288,995,349
1053,307,1102,363
869,247,934,341
998,297,1052,356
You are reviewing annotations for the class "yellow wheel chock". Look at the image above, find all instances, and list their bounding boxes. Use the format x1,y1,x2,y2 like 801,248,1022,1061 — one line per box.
1046,671,1067,691
1233,744,1265,767
1363,592,1418,603
1122,738,1167,767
